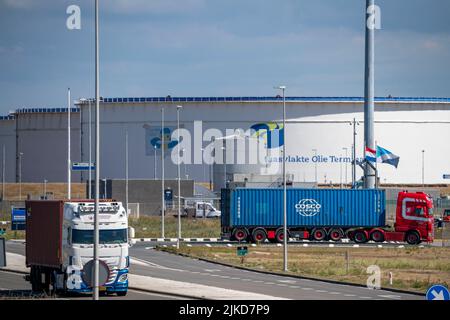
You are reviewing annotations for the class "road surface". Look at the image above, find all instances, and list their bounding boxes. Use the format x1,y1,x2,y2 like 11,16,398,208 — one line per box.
0,269,183,300
3,241,424,300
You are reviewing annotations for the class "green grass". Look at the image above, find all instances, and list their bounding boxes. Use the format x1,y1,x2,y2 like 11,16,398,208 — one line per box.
129,216,221,238
0,216,221,240
0,229,25,240
161,245,450,293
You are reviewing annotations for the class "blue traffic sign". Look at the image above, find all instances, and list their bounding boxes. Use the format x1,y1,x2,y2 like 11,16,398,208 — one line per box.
443,174,450,180
11,207,26,231
426,285,450,301
72,162,95,171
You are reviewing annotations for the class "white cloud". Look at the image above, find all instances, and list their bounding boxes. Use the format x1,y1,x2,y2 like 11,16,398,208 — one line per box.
108,0,206,14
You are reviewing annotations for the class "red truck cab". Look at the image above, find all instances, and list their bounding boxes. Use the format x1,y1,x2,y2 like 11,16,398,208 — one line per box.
389,191,434,244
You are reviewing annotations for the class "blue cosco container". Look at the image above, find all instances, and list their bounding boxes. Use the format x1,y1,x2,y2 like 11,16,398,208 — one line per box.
221,188,386,228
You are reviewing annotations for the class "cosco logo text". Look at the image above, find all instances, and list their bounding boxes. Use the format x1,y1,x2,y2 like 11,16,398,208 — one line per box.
295,199,321,217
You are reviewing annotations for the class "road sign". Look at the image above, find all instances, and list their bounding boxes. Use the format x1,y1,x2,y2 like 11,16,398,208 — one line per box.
11,207,26,231
72,162,95,171
237,246,248,256
443,174,450,180
426,284,450,301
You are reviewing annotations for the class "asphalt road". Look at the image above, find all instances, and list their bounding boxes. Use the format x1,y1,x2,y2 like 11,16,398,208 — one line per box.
3,241,424,300
0,269,183,300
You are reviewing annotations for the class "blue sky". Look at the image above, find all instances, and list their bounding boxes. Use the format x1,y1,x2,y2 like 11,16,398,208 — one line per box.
0,0,449,113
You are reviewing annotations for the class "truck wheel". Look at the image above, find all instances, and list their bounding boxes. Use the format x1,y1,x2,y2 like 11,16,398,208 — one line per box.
370,230,385,243
42,270,51,295
275,228,289,243
233,228,248,242
251,228,267,243
353,230,368,243
329,228,343,242
405,231,421,245
31,267,43,293
311,228,327,241
117,291,127,297
30,269,37,292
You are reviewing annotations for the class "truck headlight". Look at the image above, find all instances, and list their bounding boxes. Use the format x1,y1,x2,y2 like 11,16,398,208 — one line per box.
118,273,128,282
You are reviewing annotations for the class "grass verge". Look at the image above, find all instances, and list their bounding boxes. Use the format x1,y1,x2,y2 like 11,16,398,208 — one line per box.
160,245,450,293
129,216,220,238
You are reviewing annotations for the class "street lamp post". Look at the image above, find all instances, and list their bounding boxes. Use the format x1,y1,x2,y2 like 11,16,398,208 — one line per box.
154,145,157,180
2,145,5,200
275,85,288,272
221,146,226,188
67,88,71,200
201,148,206,183
93,0,100,301
125,129,128,215
88,98,92,199
176,105,182,250
181,149,188,180
43,179,47,199
161,107,165,238
351,118,360,188
19,152,23,201
312,149,318,184
103,179,107,199
422,150,425,187
343,147,348,187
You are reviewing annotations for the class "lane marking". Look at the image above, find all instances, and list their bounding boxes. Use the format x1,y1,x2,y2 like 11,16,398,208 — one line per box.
378,294,401,300
278,280,297,284
130,257,185,272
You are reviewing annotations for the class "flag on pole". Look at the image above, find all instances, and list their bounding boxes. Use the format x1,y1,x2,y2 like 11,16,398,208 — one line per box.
365,147,377,163
376,146,400,168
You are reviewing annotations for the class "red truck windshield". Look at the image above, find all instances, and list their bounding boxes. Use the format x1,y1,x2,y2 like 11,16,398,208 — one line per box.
72,229,127,244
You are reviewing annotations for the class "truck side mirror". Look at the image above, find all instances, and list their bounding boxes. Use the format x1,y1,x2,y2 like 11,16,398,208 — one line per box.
128,226,135,239
128,226,136,247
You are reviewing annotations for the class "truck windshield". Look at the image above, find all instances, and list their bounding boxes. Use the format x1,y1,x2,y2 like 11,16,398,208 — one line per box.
72,229,127,244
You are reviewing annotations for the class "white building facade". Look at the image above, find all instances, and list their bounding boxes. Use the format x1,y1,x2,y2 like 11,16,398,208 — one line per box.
1,97,449,185
74,97,450,186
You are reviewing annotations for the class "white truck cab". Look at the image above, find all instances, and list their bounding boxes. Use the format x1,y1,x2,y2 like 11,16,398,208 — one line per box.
62,201,131,296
